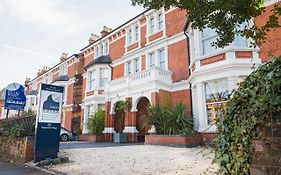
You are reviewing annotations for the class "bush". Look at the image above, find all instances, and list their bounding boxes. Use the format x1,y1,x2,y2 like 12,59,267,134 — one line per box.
87,108,105,135
142,102,196,135
214,57,281,174
75,127,82,135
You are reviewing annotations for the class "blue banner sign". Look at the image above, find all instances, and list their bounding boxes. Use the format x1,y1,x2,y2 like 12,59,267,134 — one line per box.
4,83,26,110
34,84,64,162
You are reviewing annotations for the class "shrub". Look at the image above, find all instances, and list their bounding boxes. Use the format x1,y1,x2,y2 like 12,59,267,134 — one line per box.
87,108,105,135
142,102,195,135
214,57,281,174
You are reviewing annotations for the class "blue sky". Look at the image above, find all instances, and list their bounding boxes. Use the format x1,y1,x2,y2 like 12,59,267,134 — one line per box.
0,0,144,89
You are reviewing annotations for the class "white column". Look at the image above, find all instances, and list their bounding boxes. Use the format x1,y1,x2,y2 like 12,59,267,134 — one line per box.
228,77,240,91
196,83,208,132
82,106,89,134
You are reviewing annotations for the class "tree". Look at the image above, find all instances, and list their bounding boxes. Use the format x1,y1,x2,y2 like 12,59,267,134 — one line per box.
132,0,281,47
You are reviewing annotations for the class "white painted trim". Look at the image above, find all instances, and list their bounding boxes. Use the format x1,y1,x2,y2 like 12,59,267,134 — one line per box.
123,126,139,133
102,127,116,134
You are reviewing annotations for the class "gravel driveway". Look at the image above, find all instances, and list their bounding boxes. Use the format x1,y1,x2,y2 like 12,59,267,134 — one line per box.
50,143,218,175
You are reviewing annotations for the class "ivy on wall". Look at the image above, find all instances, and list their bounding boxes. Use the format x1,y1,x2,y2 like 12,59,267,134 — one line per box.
214,57,281,174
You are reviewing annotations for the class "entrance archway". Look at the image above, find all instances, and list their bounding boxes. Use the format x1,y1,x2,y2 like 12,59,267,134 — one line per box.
136,97,150,142
113,101,125,133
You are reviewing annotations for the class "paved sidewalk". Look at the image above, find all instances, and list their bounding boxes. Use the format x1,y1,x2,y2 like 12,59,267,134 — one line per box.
0,159,51,175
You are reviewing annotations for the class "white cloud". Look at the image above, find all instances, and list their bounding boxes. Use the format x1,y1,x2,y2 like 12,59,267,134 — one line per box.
3,0,80,35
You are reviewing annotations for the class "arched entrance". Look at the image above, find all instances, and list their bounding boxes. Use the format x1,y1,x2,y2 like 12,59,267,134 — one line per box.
113,101,125,133
136,97,150,142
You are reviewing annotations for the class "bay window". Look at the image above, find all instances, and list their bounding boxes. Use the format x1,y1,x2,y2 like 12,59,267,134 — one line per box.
99,68,107,88
204,79,229,125
88,70,95,90
201,28,219,55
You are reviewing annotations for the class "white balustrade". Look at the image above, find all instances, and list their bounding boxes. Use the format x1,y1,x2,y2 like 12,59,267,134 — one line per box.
107,67,172,93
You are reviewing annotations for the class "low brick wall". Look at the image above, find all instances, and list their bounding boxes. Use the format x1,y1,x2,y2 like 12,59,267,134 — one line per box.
250,113,281,175
145,135,203,147
0,136,34,163
78,134,104,142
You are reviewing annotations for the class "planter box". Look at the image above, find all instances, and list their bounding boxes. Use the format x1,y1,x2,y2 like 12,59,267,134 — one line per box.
78,134,104,142
113,133,128,143
145,134,203,147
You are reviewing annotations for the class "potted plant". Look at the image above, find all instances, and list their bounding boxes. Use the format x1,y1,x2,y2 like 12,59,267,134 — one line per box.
81,108,105,142
113,100,130,143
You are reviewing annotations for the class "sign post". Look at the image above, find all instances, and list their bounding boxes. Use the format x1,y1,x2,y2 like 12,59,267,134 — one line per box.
34,84,64,162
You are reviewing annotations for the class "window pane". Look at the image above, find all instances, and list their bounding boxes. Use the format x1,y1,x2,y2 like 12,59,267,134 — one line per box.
149,52,155,67
159,49,165,69
135,25,139,41
135,58,140,72
126,61,132,74
150,17,155,34
158,13,163,30
205,79,229,125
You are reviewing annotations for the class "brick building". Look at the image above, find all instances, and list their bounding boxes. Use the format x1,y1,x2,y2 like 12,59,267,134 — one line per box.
25,53,84,131
23,0,280,141
80,7,191,141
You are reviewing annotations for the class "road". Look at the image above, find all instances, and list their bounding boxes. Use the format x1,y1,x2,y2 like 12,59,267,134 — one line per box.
0,159,51,175
60,141,143,150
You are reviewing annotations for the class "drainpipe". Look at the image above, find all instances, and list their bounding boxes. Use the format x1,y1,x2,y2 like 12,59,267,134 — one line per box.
184,26,193,116
108,64,113,80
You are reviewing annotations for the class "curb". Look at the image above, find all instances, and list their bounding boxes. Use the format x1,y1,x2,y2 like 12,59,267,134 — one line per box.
25,162,66,175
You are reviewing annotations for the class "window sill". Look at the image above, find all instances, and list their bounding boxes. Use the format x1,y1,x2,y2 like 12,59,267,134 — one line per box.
146,28,165,38
126,41,139,47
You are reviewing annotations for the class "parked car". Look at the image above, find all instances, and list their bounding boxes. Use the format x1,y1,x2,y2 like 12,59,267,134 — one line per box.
60,127,73,142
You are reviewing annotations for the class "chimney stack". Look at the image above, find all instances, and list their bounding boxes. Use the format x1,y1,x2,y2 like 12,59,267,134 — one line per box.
101,26,112,37
89,33,100,44
24,78,31,87
60,52,68,62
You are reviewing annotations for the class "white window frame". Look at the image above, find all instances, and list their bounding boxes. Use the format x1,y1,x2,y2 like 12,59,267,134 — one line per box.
158,48,166,69
134,58,141,73
134,24,139,42
201,28,219,55
99,68,107,88
149,17,155,34
59,64,67,76
126,60,132,75
88,70,95,90
157,12,164,30
148,51,155,68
